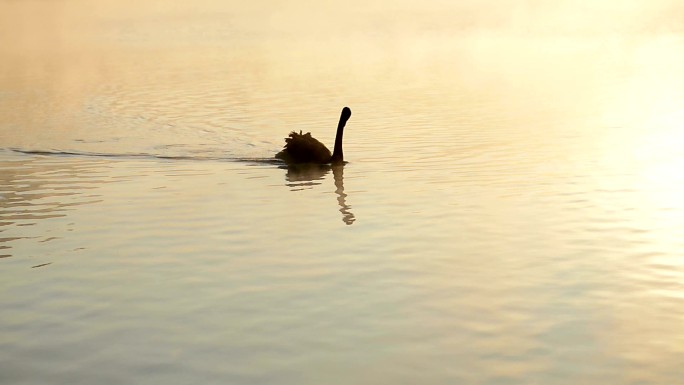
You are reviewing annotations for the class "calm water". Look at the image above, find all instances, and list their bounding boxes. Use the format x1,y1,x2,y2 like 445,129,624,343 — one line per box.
2,1,684,384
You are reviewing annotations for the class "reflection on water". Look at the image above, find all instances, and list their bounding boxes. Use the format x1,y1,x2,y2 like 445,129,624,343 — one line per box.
332,165,355,225
283,163,356,225
283,163,330,189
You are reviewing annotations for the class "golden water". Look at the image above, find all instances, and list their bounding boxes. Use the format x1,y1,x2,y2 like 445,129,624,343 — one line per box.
2,1,684,383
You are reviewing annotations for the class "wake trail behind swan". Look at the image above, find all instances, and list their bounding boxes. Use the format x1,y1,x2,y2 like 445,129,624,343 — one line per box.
5,148,285,165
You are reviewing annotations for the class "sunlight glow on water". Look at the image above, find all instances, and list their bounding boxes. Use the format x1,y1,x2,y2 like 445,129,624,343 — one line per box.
2,1,684,384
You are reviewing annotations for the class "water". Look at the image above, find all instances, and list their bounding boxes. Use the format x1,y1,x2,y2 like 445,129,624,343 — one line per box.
2,1,684,384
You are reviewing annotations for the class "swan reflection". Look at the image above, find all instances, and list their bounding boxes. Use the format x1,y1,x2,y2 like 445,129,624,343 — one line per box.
332,165,355,225
283,163,356,225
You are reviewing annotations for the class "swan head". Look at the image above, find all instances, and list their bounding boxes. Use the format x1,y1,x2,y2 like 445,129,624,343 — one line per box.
340,107,352,124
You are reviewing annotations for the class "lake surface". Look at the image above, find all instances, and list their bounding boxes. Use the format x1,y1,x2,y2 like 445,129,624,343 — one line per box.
2,1,684,384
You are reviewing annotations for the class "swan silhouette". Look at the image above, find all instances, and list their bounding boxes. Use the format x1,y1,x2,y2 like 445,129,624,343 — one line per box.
276,107,351,164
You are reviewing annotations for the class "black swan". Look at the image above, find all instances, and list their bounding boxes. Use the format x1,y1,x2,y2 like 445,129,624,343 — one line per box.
276,107,351,164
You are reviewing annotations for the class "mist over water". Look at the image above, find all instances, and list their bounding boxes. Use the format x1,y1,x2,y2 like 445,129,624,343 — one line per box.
2,1,684,384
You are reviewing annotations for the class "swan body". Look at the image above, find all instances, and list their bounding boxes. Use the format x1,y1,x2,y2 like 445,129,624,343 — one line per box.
276,107,351,165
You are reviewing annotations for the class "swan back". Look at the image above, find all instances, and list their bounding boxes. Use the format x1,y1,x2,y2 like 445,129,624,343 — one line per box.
275,131,332,164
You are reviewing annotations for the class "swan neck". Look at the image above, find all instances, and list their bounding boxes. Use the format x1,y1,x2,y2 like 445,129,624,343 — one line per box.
331,107,350,164
331,122,344,163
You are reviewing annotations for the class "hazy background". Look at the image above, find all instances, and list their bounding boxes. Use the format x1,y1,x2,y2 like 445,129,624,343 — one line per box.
2,1,684,384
